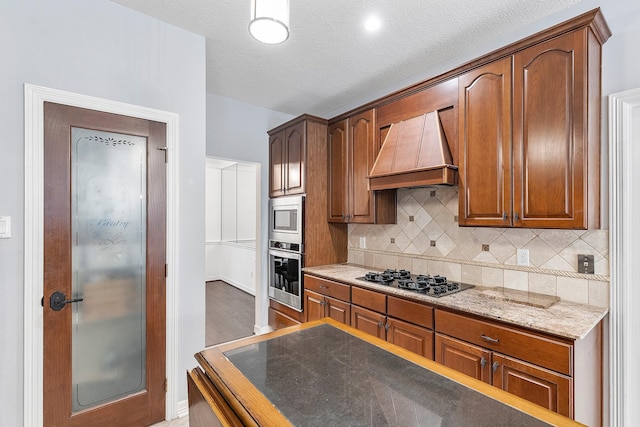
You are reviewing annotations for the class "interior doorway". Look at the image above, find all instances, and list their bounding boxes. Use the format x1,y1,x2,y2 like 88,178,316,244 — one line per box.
204,157,260,333
24,85,180,425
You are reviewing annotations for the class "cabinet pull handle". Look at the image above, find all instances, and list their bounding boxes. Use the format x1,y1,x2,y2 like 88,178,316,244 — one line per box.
319,285,328,289
385,322,390,331
378,321,384,329
515,212,520,221
480,357,486,368
481,334,499,344
502,212,507,221
492,362,500,372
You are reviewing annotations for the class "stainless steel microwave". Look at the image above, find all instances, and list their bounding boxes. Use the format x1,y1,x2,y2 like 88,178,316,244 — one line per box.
269,195,304,244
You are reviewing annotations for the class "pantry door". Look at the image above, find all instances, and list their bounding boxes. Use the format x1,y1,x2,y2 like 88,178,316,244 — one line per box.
42,102,166,427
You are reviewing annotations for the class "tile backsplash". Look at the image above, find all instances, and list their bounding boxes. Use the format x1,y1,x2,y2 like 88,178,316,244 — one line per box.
348,187,610,308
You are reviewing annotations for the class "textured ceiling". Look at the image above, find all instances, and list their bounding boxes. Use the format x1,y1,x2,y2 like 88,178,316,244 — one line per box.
111,0,583,117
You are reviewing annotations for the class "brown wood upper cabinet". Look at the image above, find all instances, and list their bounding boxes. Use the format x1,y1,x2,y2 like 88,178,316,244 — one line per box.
269,116,331,198
459,26,604,229
327,109,396,224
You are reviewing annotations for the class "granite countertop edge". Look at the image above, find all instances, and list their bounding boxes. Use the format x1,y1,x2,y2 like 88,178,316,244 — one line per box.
302,263,608,341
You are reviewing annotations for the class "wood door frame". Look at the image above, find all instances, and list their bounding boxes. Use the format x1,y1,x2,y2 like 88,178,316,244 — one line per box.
23,84,180,426
609,87,640,427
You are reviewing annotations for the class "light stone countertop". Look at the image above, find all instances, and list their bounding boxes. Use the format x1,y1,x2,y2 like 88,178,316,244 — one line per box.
302,263,608,341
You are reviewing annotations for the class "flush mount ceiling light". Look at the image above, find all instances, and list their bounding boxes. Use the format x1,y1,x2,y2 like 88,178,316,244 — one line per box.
249,0,290,45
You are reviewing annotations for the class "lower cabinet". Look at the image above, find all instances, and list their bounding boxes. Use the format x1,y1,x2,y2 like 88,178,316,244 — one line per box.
493,353,571,416
351,305,386,339
304,274,351,324
434,308,600,423
268,299,303,330
386,317,434,359
435,333,492,384
304,289,351,324
351,286,435,358
434,333,571,416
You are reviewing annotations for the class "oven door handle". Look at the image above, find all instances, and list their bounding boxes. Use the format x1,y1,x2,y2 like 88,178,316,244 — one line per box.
269,249,303,260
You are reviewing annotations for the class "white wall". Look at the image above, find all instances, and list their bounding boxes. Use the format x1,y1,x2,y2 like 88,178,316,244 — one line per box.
205,166,222,242
205,159,258,294
0,1,206,425
206,93,294,331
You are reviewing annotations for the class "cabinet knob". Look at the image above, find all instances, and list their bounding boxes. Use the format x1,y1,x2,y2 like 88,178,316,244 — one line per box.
480,356,487,368
481,334,500,344
378,321,384,329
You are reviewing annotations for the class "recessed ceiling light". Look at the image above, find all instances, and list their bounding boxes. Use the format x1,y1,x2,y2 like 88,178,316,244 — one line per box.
364,15,382,32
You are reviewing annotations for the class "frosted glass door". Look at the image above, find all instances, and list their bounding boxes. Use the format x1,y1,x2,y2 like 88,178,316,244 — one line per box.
70,127,147,412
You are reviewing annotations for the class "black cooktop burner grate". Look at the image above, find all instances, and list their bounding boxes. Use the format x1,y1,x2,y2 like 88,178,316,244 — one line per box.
357,270,474,297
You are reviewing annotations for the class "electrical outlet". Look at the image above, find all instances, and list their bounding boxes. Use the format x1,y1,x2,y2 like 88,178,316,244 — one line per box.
578,254,595,274
517,248,530,266
359,236,366,248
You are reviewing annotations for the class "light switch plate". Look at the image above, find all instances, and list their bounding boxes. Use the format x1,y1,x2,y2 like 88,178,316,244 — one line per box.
0,216,11,239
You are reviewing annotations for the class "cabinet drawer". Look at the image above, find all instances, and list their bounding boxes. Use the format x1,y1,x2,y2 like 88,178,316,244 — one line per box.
387,296,434,329
352,286,386,313
435,309,572,375
304,275,350,302
269,307,301,330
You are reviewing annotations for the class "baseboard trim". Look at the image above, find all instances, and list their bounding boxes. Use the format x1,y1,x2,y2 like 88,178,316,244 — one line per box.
206,276,255,296
176,399,189,419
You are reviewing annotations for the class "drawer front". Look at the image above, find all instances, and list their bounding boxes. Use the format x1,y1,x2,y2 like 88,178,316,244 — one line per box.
387,296,434,329
269,307,301,330
435,309,572,375
352,286,386,313
304,275,351,302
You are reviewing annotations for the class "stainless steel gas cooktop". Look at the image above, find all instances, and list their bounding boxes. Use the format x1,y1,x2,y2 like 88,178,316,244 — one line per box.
356,269,474,298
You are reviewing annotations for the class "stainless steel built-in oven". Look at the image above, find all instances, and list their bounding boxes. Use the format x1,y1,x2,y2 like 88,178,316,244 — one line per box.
268,241,303,311
269,196,303,244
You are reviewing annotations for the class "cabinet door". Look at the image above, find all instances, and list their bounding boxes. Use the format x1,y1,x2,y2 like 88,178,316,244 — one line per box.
284,121,305,195
387,318,434,359
327,119,349,222
349,109,377,223
492,353,572,418
269,130,285,197
325,295,351,325
351,305,386,340
513,30,588,228
458,57,512,226
304,290,325,322
435,334,491,384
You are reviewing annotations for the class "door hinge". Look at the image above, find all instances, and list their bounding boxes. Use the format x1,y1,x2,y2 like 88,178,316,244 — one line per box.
164,378,168,393
158,146,168,163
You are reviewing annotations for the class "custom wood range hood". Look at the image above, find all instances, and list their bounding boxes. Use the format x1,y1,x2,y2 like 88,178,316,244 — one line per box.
367,110,457,190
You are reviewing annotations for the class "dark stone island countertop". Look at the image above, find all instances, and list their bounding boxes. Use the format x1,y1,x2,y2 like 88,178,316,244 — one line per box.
302,263,607,340
212,321,577,426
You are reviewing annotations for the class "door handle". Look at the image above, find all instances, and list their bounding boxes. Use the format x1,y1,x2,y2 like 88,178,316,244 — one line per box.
50,291,84,311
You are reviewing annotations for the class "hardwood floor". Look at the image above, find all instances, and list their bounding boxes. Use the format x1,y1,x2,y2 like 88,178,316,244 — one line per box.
205,280,255,346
